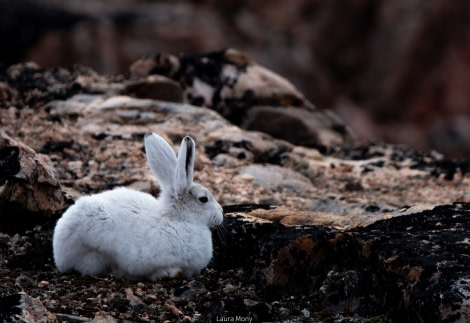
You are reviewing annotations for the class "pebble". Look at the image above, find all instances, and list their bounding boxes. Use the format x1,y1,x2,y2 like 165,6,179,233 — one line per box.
15,275,34,288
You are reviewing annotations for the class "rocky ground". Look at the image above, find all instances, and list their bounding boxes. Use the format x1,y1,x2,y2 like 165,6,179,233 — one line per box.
3,202,470,322
1,55,470,322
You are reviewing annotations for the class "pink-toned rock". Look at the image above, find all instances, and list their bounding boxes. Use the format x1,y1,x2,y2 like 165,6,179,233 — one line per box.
5,293,58,322
0,131,66,217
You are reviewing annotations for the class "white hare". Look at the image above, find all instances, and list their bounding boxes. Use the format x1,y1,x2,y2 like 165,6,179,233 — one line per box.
52,133,223,280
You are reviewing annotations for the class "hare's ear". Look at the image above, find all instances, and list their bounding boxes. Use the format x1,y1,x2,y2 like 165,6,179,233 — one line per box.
175,136,195,195
145,133,178,197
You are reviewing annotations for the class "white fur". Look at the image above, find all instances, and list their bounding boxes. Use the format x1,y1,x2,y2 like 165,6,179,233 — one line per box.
53,133,223,280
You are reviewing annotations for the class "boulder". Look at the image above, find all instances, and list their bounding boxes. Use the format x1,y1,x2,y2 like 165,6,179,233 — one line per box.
130,49,354,148
0,131,65,230
242,105,353,147
218,203,470,322
120,75,183,102
129,48,313,112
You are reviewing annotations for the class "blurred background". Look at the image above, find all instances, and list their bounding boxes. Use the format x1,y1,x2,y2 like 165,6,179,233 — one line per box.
1,0,470,157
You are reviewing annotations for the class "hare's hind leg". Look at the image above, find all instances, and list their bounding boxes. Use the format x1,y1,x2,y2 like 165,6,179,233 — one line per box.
74,250,109,276
54,243,108,275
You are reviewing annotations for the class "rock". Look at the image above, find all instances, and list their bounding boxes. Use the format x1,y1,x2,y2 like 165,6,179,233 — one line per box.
0,292,57,322
120,75,183,102
0,81,17,106
203,125,293,166
237,206,397,229
215,203,470,321
55,313,92,322
0,62,118,110
174,280,207,301
125,287,144,307
130,48,314,111
242,105,354,148
81,95,228,132
239,164,312,193
92,313,118,323
130,49,354,148
15,275,35,289
0,131,66,230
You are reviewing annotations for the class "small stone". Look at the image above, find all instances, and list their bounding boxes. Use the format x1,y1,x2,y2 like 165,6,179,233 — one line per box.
125,287,144,306
15,275,34,288
301,308,310,318
37,280,49,288
92,313,118,323
175,280,207,300
164,303,183,317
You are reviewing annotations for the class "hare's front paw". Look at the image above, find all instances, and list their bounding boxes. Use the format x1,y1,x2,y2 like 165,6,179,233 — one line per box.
168,267,185,279
150,267,184,280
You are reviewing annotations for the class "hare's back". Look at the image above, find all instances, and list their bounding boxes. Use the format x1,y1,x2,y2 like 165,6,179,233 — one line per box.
65,187,157,223
91,187,158,217
57,187,160,245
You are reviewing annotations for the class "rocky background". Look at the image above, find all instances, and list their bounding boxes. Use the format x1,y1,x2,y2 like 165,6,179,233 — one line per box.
2,0,470,157
1,1,470,322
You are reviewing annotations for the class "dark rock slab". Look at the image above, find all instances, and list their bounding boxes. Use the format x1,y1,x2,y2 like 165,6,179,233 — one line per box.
216,203,470,322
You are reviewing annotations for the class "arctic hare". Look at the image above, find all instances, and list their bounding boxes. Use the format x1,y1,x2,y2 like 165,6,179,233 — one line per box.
53,133,223,280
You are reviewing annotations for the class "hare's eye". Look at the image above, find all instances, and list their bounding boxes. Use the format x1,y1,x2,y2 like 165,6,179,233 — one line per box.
198,196,208,203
